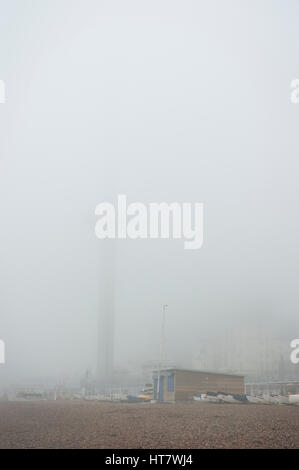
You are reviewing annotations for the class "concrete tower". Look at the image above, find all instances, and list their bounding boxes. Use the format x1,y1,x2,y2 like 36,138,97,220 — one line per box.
97,240,115,387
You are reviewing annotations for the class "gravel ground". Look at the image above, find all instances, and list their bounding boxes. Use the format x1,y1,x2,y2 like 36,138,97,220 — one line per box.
0,400,298,449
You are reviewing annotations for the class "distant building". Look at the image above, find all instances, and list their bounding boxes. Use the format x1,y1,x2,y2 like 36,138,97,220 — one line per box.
152,368,245,402
192,325,296,382
245,381,299,396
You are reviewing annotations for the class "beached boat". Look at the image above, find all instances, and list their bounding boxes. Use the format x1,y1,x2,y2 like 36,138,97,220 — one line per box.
193,393,220,403
246,395,266,404
289,394,299,404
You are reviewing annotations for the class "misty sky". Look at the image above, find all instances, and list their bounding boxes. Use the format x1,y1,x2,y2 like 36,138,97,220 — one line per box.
0,0,299,384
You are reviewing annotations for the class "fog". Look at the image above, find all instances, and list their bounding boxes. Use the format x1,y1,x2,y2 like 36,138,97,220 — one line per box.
1,0,299,387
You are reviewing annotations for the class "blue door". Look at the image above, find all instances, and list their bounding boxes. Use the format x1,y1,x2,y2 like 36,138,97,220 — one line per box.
153,378,158,400
159,376,164,402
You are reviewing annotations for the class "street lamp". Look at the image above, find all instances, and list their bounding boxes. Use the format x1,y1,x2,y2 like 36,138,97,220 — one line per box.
157,304,168,402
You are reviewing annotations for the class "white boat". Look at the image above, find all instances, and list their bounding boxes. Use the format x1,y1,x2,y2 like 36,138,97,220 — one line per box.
218,394,239,404
193,393,220,403
289,394,299,404
262,394,278,404
262,394,288,405
246,395,266,404
272,395,289,405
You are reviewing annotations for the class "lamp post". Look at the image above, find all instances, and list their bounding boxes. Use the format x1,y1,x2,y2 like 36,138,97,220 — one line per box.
157,304,168,402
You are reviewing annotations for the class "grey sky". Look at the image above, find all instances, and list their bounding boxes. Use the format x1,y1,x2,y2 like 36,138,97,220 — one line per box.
0,0,299,384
